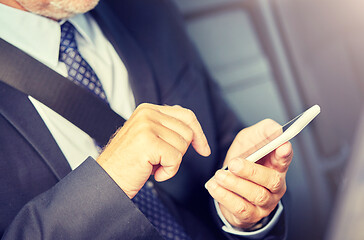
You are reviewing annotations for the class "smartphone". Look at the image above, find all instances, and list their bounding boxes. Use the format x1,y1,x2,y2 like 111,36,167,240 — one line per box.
224,104,320,168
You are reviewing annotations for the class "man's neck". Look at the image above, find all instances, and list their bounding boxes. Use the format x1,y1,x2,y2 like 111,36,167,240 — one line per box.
0,0,26,11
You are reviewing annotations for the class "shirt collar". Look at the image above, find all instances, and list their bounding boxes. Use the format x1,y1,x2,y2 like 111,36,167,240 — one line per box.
0,3,94,68
68,14,95,46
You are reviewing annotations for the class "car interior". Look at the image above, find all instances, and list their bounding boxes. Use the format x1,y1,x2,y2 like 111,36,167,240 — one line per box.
172,0,364,239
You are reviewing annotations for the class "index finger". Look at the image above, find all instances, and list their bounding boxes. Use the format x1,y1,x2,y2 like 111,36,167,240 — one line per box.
149,104,211,157
228,157,286,194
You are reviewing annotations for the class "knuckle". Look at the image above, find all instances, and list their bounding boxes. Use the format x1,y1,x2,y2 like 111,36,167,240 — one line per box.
259,119,280,140
261,119,280,130
134,126,157,144
179,135,189,149
231,205,262,227
247,164,257,178
255,188,270,206
281,182,287,195
172,104,183,109
185,108,194,116
261,118,277,126
136,103,150,111
234,201,247,216
141,107,155,116
259,208,271,219
281,159,291,168
270,172,284,193
185,108,197,122
234,129,247,146
236,129,246,138
185,127,194,142
174,151,183,163
136,119,153,132
231,215,245,227
134,107,151,120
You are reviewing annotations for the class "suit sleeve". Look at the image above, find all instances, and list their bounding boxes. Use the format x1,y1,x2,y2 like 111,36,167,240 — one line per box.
2,157,162,240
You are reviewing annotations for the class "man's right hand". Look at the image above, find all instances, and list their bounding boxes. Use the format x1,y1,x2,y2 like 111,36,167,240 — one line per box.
96,103,211,199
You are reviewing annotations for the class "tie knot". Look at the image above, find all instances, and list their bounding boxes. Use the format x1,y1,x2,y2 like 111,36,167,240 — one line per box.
60,21,77,54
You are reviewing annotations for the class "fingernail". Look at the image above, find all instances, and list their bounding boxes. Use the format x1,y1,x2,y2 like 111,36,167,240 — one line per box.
205,179,217,190
215,170,227,182
204,145,211,156
229,158,243,173
154,168,171,182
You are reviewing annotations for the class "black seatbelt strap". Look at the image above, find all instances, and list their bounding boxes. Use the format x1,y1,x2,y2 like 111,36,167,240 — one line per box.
0,38,126,146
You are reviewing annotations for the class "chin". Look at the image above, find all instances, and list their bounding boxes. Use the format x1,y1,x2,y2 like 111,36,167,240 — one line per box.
16,0,100,20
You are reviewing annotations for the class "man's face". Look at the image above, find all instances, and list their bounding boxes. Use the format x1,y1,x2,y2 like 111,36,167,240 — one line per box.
15,0,100,19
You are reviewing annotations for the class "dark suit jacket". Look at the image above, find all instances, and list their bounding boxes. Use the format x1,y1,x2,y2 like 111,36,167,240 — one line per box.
0,0,287,239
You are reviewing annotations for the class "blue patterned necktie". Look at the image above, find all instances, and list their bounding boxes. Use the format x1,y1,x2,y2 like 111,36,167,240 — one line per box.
133,182,191,240
59,21,191,240
59,21,108,102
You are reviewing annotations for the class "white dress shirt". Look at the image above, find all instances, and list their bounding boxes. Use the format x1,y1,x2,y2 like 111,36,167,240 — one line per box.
0,3,135,170
0,3,281,238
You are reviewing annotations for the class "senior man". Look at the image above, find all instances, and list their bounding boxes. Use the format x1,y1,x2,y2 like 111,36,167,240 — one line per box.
0,0,292,239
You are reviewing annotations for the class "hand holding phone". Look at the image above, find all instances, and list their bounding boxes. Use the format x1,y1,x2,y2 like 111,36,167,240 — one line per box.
208,105,320,232
224,105,320,168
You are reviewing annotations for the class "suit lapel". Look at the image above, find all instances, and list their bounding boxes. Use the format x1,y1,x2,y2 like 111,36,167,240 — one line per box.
0,82,163,239
0,0,160,189
0,82,71,180
0,2,160,182
92,2,161,106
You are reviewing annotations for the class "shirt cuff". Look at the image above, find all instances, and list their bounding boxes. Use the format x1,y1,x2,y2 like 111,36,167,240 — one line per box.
214,199,283,239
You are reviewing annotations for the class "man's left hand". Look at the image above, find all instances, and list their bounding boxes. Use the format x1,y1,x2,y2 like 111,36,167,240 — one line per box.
205,119,293,229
